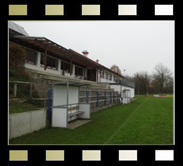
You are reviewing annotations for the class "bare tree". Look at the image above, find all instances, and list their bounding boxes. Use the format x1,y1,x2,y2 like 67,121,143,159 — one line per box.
133,71,150,96
153,63,172,93
110,65,122,76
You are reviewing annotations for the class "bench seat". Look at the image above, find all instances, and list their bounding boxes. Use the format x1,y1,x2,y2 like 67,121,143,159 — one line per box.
68,111,84,117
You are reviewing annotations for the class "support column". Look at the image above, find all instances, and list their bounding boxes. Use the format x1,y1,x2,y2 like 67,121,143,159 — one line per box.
62,62,65,76
13,83,17,97
72,64,75,77
90,69,92,81
85,68,88,80
58,59,61,75
44,46,48,70
70,60,73,76
37,52,41,67
96,69,98,82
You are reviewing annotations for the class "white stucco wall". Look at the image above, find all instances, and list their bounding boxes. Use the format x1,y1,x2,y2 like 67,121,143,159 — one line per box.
25,52,61,75
122,86,135,98
100,77,114,83
25,63,61,75
109,85,135,98
97,70,121,83
25,51,77,78
110,85,121,92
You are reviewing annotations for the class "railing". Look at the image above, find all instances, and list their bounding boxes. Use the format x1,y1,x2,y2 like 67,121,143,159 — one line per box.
79,89,120,110
9,81,33,98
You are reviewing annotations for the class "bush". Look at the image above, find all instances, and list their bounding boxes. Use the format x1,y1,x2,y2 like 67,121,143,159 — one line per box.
9,67,31,82
9,43,27,70
27,98,43,107
9,43,31,81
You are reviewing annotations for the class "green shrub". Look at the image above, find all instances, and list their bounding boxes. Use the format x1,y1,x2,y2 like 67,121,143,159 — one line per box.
27,98,43,107
9,43,27,70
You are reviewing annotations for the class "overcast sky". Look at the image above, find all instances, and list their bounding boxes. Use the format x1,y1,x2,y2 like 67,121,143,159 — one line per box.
13,21,174,77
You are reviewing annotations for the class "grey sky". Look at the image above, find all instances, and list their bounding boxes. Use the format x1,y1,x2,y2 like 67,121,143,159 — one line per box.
13,21,174,77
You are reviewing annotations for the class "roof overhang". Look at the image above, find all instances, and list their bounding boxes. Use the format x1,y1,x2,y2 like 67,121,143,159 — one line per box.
69,49,124,78
10,35,100,68
109,80,135,88
9,35,124,78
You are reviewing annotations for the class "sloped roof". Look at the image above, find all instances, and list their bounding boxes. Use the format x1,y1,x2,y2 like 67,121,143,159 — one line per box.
109,79,135,88
69,49,124,78
9,22,124,79
9,22,29,36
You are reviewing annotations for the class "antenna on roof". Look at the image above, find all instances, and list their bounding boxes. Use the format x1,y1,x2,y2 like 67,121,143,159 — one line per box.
82,50,89,57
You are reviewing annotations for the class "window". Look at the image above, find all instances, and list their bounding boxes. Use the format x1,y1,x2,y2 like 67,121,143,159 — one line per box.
109,73,112,81
61,61,70,73
101,70,104,78
75,66,84,76
115,76,119,82
105,72,108,80
40,54,58,70
114,75,118,82
26,49,37,65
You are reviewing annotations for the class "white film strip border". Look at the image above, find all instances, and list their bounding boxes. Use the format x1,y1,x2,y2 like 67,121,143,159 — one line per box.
9,149,175,161
8,4,174,16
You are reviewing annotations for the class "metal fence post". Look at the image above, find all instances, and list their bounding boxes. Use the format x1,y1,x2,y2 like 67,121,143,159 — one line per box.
96,91,99,107
13,82,17,97
113,91,115,103
117,91,118,103
86,90,89,103
30,83,33,97
104,91,106,105
110,92,112,104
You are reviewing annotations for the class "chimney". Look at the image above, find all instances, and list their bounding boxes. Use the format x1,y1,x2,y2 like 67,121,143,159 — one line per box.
96,59,99,63
82,50,89,57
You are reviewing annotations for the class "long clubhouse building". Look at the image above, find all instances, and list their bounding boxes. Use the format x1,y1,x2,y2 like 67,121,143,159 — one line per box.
9,22,125,84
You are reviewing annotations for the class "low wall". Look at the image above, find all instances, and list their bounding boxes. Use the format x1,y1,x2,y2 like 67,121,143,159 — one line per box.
9,109,46,139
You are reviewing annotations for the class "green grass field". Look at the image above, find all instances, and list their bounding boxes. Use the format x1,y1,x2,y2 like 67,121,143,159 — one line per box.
9,96,173,145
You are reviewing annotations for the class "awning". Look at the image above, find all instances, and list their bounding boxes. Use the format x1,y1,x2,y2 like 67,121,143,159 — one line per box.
10,35,124,78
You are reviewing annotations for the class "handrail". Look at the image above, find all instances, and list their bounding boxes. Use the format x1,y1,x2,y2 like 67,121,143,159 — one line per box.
52,103,79,108
9,81,32,84
9,81,33,97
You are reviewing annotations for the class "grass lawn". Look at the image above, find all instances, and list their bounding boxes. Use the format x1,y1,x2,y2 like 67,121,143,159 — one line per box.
9,102,42,114
9,96,173,145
